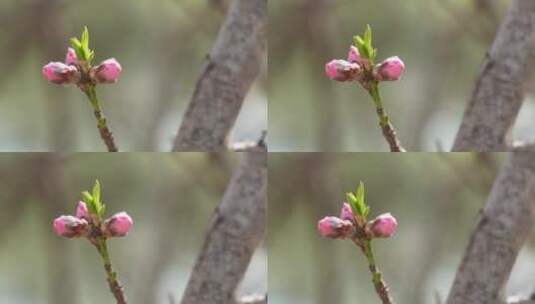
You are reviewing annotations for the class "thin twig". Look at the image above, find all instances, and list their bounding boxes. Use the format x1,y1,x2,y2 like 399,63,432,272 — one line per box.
95,239,127,304
83,86,118,152
352,237,393,304
368,85,405,152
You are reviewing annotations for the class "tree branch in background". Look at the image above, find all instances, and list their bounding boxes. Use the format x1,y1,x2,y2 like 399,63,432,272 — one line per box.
172,0,267,151
452,0,535,151
180,149,267,304
446,152,535,304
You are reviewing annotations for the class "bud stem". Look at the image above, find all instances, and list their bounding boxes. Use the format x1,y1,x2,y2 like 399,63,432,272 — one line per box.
83,86,119,152
367,84,405,152
95,238,128,304
355,239,394,304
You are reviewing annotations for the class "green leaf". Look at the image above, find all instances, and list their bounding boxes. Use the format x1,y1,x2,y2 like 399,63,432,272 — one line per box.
81,26,89,50
346,192,358,215
355,181,370,217
352,25,377,63
82,191,93,204
355,182,364,202
99,204,106,217
364,24,372,46
92,180,101,205
346,182,370,218
81,191,98,215
69,26,94,64
70,38,81,49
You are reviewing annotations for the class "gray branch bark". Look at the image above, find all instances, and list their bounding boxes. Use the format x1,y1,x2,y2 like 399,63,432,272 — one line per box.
172,0,267,151
180,149,267,304
446,152,535,304
452,0,535,151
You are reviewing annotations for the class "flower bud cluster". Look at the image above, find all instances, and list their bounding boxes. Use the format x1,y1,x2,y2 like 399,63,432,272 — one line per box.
53,201,133,239
317,202,397,240
42,48,121,85
325,45,404,85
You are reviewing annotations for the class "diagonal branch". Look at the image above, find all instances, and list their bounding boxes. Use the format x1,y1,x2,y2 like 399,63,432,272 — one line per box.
452,0,535,151
180,149,267,304
446,152,535,304
172,0,267,151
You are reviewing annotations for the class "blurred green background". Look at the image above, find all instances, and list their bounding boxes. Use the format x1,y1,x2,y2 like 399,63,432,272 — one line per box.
0,0,266,151
0,153,266,304
268,0,535,151
268,153,535,303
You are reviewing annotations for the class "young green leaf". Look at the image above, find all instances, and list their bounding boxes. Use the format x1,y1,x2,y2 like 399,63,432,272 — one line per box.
82,191,93,204
81,26,89,50
364,25,371,44
82,190,98,215
92,180,101,205
346,192,358,215
352,25,377,63
99,204,106,218
346,182,370,218
69,26,94,63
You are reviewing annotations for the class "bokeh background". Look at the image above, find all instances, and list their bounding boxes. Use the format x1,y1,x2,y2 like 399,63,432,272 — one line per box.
0,0,266,151
268,153,535,303
269,0,535,151
0,153,266,304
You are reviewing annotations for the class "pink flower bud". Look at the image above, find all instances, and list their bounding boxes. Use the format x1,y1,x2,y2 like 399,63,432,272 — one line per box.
42,62,80,85
104,212,133,237
317,216,354,239
369,213,397,238
53,215,88,238
75,201,89,220
65,48,78,66
340,202,354,221
347,46,361,63
376,56,405,81
325,59,361,82
92,58,122,83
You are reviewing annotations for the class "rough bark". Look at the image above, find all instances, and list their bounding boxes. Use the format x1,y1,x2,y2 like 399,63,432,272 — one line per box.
180,149,267,304
452,0,535,151
446,152,535,304
172,0,267,151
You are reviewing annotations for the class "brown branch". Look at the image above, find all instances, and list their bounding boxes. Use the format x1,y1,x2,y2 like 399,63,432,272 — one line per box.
172,0,267,151
180,150,266,304
446,152,535,304
376,107,405,152
92,108,118,152
452,0,535,151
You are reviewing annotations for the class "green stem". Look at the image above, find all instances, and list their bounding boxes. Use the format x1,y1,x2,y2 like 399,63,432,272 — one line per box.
367,84,404,152
84,86,118,152
96,238,127,304
361,239,393,304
